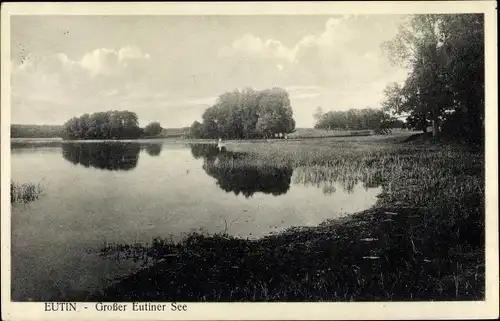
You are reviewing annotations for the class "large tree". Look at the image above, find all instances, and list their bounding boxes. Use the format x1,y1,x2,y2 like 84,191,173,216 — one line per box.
313,106,324,124
189,121,203,139
382,14,484,142
144,122,163,137
191,87,296,139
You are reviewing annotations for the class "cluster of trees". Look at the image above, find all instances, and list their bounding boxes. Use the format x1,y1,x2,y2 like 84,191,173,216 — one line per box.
143,122,163,137
62,111,163,140
190,87,296,139
313,107,404,134
382,14,484,144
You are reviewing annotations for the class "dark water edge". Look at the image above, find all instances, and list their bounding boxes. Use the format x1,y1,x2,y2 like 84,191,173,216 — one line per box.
48,205,484,302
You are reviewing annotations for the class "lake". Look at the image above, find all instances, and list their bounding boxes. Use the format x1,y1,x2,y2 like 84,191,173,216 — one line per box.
11,141,382,301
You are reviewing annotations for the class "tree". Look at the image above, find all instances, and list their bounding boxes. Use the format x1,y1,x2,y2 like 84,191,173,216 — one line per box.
383,15,447,138
195,87,296,139
382,14,484,143
313,106,324,125
391,119,406,129
189,120,203,138
313,108,394,133
257,88,295,136
201,107,220,139
439,14,484,143
239,88,260,139
144,122,163,137
255,113,275,138
382,80,431,133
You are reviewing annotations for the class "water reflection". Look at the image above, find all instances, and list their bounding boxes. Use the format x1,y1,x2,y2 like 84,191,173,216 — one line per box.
13,142,386,301
144,143,163,157
362,171,386,190
190,143,228,161
293,166,384,195
62,143,140,171
190,144,293,198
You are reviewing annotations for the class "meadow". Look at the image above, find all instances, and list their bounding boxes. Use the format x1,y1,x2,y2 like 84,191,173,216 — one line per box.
287,127,373,138
88,133,485,301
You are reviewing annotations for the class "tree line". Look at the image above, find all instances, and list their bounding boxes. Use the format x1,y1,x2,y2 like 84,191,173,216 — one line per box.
62,111,163,140
382,14,484,144
313,107,404,134
11,124,63,138
190,87,295,139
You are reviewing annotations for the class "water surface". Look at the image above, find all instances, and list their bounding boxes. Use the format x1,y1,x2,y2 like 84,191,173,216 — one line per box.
11,141,382,301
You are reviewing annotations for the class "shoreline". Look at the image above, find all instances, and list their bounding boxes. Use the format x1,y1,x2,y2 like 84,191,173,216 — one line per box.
11,135,485,302
10,132,417,147
86,202,484,302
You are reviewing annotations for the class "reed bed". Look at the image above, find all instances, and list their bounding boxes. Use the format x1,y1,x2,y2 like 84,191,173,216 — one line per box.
11,181,43,204
89,136,484,302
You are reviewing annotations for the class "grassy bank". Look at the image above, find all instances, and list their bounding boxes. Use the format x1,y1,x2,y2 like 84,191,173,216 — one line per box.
88,135,484,301
287,128,413,139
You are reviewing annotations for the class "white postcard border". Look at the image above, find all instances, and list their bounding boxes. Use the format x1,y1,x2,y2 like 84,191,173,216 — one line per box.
1,2,498,320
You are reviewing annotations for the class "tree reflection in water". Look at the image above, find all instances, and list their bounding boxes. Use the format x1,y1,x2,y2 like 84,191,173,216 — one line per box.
190,144,293,198
61,143,141,171
293,166,384,195
144,143,163,157
190,143,222,161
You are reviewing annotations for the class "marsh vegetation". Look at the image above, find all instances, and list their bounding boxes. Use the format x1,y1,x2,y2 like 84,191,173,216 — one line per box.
88,135,484,301
11,181,43,204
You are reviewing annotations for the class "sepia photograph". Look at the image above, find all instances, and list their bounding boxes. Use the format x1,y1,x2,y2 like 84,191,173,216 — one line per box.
1,1,498,320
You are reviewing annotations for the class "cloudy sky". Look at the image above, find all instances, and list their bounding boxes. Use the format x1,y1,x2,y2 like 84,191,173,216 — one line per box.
11,15,409,128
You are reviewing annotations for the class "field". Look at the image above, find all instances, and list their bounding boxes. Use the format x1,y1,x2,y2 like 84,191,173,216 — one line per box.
9,124,190,140
86,133,485,301
162,127,190,137
286,127,412,139
288,127,372,138
10,124,63,138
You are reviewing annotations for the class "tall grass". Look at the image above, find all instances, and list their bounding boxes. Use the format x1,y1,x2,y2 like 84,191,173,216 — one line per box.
229,140,484,244
11,181,43,204
90,137,484,302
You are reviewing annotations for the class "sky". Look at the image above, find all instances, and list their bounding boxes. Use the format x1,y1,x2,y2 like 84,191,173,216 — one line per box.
10,15,409,128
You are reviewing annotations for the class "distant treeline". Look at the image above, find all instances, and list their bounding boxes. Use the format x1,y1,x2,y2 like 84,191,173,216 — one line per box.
190,87,295,139
62,111,163,140
313,107,404,133
11,124,63,138
163,127,190,138
12,112,165,140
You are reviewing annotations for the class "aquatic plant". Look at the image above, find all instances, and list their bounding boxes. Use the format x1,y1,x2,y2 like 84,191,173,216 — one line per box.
90,136,484,301
11,181,43,204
